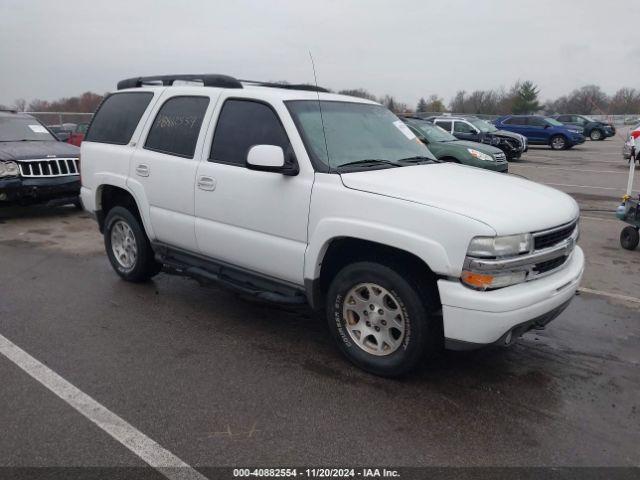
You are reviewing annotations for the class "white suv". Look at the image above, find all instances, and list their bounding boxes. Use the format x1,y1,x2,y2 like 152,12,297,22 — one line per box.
80,74,584,376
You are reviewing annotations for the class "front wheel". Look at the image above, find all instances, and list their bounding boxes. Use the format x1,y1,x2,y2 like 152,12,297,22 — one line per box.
620,226,639,250
325,262,439,377
550,135,567,150
104,206,161,282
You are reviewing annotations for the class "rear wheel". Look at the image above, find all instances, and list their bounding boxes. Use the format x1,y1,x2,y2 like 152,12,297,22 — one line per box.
104,206,161,282
620,226,639,250
325,261,439,377
550,135,567,150
590,129,603,141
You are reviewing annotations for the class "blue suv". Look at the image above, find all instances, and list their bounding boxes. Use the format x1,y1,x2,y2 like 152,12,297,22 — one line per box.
494,115,586,150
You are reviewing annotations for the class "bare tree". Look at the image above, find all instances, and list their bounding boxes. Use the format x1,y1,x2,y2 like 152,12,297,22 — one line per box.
609,87,640,114
339,88,377,101
13,99,27,112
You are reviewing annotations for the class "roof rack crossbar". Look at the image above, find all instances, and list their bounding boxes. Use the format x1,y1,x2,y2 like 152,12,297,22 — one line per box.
239,79,330,93
117,74,243,90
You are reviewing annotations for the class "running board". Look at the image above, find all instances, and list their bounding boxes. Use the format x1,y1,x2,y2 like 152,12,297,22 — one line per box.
153,243,307,305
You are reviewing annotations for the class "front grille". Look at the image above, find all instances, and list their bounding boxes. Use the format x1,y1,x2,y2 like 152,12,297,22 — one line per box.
534,221,576,250
533,255,567,275
18,158,79,178
494,152,507,162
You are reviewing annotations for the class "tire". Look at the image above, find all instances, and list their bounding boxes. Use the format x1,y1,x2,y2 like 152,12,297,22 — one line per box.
620,226,639,251
550,135,567,150
590,129,604,141
325,261,440,377
104,206,161,282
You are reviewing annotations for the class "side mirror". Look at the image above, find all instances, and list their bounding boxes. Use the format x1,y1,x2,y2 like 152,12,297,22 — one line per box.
246,145,298,175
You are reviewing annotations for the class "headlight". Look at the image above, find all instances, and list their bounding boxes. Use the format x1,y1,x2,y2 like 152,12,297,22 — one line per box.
467,148,494,162
462,233,532,289
0,161,20,178
466,233,533,258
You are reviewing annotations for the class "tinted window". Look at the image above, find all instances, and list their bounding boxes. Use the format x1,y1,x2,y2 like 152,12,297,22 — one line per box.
145,96,210,158
504,116,526,125
454,121,475,133
528,117,547,127
210,99,290,166
435,120,452,132
85,92,153,145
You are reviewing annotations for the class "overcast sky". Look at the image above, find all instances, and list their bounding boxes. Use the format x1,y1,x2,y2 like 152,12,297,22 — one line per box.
1,0,639,107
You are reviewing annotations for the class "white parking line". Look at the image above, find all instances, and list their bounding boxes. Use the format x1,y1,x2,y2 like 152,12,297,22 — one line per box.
579,287,640,305
0,333,207,480
511,164,625,174
544,182,621,191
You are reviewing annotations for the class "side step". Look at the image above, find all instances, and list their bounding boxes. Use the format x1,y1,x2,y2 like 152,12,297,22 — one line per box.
154,244,307,305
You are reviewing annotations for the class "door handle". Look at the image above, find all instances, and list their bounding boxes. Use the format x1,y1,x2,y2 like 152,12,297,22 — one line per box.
197,175,216,191
135,164,150,177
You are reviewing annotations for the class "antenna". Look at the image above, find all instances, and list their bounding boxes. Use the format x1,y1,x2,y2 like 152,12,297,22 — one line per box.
309,51,331,172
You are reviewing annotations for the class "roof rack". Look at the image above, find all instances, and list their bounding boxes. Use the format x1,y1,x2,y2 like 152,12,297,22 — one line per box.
239,79,330,93
117,74,243,90
116,74,331,93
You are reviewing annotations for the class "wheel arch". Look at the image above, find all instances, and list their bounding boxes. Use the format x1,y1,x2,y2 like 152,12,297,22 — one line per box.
305,236,443,310
96,183,153,238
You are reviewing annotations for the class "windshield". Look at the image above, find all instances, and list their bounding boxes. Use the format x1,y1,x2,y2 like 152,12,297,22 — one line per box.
286,101,435,171
545,118,564,127
469,118,498,132
0,116,56,142
407,119,457,142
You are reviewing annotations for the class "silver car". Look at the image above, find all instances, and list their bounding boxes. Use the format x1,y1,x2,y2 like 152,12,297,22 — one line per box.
622,123,639,161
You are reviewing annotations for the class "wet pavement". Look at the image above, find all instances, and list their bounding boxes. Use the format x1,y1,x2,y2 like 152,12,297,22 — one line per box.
0,138,639,470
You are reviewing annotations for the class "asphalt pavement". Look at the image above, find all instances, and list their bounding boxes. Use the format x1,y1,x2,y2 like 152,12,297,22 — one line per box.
0,138,639,477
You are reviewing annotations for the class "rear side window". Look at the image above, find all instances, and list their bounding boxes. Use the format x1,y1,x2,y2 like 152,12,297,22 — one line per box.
145,96,210,158
435,120,452,132
528,117,546,127
210,99,290,166
85,92,153,145
504,116,525,125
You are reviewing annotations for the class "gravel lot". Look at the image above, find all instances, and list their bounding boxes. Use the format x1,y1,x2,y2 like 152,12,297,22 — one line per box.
0,138,638,475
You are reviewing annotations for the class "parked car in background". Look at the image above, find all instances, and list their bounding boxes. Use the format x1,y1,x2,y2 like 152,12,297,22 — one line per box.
553,114,615,141
622,122,640,162
48,123,77,142
427,115,527,161
401,117,508,172
67,123,89,146
0,110,81,207
494,115,585,150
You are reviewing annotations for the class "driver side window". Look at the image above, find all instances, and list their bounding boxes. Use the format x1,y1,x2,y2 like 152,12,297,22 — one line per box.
454,121,475,134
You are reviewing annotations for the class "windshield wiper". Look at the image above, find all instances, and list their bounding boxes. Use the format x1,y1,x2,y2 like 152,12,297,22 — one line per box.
397,155,438,164
336,159,400,171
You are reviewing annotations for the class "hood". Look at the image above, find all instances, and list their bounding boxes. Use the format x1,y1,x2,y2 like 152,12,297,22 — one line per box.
448,139,503,155
340,163,579,235
0,140,80,161
489,129,524,141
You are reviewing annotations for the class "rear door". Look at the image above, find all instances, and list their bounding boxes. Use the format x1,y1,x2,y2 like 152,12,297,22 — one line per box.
194,96,313,285
131,92,215,251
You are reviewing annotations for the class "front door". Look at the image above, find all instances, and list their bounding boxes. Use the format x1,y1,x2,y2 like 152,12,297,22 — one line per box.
194,97,313,286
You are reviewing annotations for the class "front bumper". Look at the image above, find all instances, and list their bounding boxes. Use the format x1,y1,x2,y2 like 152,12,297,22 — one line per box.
0,175,80,206
438,246,584,348
569,135,586,145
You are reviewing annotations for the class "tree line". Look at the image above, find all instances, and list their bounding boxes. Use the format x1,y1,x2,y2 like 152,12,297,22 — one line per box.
341,81,640,116
2,82,640,116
